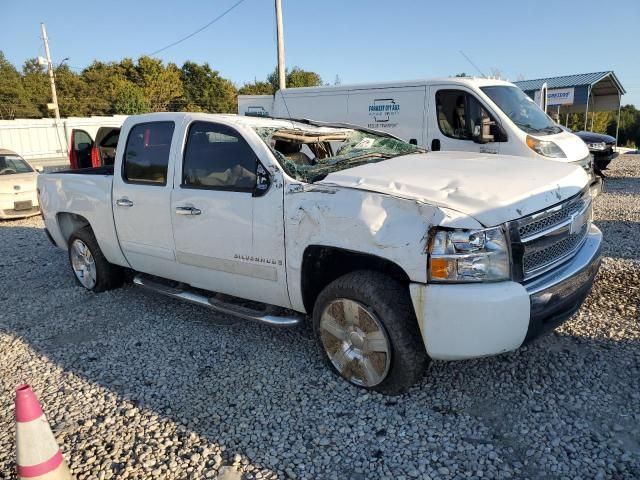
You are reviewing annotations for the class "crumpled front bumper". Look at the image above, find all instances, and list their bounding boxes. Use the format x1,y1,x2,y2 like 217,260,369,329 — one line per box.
409,225,602,361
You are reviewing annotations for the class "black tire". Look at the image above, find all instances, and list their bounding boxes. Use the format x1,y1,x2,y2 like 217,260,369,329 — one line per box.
313,270,429,395
68,226,123,293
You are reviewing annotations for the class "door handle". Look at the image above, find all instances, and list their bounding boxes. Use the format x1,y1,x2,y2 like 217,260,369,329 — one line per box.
175,206,202,216
116,198,134,207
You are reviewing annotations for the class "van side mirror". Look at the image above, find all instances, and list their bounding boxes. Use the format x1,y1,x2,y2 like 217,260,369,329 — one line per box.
253,161,271,197
473,117,495,144
35,166,44,173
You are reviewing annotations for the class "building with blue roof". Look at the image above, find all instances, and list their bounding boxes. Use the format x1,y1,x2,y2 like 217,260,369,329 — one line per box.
514,71,625,138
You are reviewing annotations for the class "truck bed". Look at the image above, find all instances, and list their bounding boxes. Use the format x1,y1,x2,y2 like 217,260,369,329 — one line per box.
37,170,127,266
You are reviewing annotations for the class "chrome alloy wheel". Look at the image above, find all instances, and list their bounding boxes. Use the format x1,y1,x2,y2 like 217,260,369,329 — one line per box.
319,299,392,387
70,239,97,289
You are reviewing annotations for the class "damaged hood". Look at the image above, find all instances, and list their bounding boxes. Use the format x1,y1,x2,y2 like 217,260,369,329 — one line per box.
317,152,589,226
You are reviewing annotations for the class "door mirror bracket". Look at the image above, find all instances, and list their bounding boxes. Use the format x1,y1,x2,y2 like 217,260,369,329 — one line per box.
473,117,496,144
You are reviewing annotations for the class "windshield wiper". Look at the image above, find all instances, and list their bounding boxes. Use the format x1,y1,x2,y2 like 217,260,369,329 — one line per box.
539,125,562,134
513,121,543,133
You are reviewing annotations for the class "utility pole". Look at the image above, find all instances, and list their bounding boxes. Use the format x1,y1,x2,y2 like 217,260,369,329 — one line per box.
40,22,60,120
275,0,286,90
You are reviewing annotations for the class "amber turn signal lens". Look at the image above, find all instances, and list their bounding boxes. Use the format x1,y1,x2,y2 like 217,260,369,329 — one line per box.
430,258,452,279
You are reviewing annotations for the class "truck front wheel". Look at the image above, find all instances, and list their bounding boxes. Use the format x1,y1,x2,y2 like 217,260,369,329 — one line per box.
313,271,429,395
68,226,123,293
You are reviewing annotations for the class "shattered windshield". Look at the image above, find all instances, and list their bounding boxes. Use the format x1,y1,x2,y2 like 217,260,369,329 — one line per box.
254,126,424,183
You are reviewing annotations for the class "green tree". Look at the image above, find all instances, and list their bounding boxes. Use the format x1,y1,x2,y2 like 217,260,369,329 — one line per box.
55,65,92,117
21,58,50,117
134,56,183,112
238,80,274,96
112,79,148,114
267,66,322,91
0,51,39,118
82,61,123,114
180,61,237,113
609,105,640,147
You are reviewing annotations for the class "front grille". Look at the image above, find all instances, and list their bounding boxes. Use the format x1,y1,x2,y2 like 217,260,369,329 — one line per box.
518,198,586,239
522,223,588,273
510,191,592,281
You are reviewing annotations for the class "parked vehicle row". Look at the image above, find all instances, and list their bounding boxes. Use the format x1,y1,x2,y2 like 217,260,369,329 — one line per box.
38,113,601,393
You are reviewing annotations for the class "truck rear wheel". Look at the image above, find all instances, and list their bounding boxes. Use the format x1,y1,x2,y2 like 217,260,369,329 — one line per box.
68,226,123,292
313,271,429,395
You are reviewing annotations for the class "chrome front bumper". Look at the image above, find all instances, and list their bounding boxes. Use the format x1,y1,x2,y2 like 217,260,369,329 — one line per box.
523,224,602,343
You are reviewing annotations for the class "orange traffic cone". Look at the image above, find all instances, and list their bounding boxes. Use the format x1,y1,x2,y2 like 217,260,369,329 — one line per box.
15,384,73,479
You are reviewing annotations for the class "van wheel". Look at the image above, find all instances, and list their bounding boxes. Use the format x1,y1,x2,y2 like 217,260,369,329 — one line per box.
68,226,123,292
313,271,429,395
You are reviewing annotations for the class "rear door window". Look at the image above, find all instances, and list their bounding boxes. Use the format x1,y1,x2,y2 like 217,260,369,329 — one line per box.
182,121,257,191
123,122,175,185
73,129,93,150
100,130,120,148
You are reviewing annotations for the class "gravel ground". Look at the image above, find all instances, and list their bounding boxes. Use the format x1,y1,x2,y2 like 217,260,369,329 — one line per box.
1,155,639,480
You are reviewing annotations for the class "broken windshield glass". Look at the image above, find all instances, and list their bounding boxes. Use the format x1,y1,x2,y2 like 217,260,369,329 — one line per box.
254,126,423,183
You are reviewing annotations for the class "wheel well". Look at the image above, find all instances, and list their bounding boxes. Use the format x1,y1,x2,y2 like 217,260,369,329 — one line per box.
56,212,91,245
300,245,410,313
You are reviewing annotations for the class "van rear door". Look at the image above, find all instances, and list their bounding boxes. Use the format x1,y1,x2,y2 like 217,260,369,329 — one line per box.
347,86,426,146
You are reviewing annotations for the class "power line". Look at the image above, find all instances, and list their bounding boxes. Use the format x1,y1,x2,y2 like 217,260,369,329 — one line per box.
147,0,249,57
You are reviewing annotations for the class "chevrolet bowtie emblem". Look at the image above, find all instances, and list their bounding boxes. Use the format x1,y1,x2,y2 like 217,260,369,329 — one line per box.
569,207,588,235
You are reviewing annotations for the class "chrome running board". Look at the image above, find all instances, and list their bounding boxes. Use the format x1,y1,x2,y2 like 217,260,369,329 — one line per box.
133,274,303,327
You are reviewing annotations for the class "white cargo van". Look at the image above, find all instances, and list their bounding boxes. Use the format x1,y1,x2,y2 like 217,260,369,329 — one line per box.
238,77,597,186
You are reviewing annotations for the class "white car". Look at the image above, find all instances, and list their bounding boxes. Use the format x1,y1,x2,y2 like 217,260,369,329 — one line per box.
0,149,42,219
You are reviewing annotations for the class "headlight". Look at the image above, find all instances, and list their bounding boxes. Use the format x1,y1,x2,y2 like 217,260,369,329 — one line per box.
586,142,607,151
428,227,510,282
526,135,566,158
578,155,594,173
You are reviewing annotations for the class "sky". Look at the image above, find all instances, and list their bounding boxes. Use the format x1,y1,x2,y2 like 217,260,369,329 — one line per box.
2,0,640,106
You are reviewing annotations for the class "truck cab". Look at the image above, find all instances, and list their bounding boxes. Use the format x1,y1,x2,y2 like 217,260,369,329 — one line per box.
38,113,602,394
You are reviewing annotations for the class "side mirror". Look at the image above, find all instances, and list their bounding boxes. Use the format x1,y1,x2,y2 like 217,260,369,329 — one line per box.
473,117,495,144
35,166,44,173
253,162,271,197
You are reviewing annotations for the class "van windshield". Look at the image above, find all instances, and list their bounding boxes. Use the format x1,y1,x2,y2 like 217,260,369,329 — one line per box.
481,85,562,136
254,126,423,183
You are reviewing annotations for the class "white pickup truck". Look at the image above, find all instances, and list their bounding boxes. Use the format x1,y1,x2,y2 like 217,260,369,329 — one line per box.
38,112,602,394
